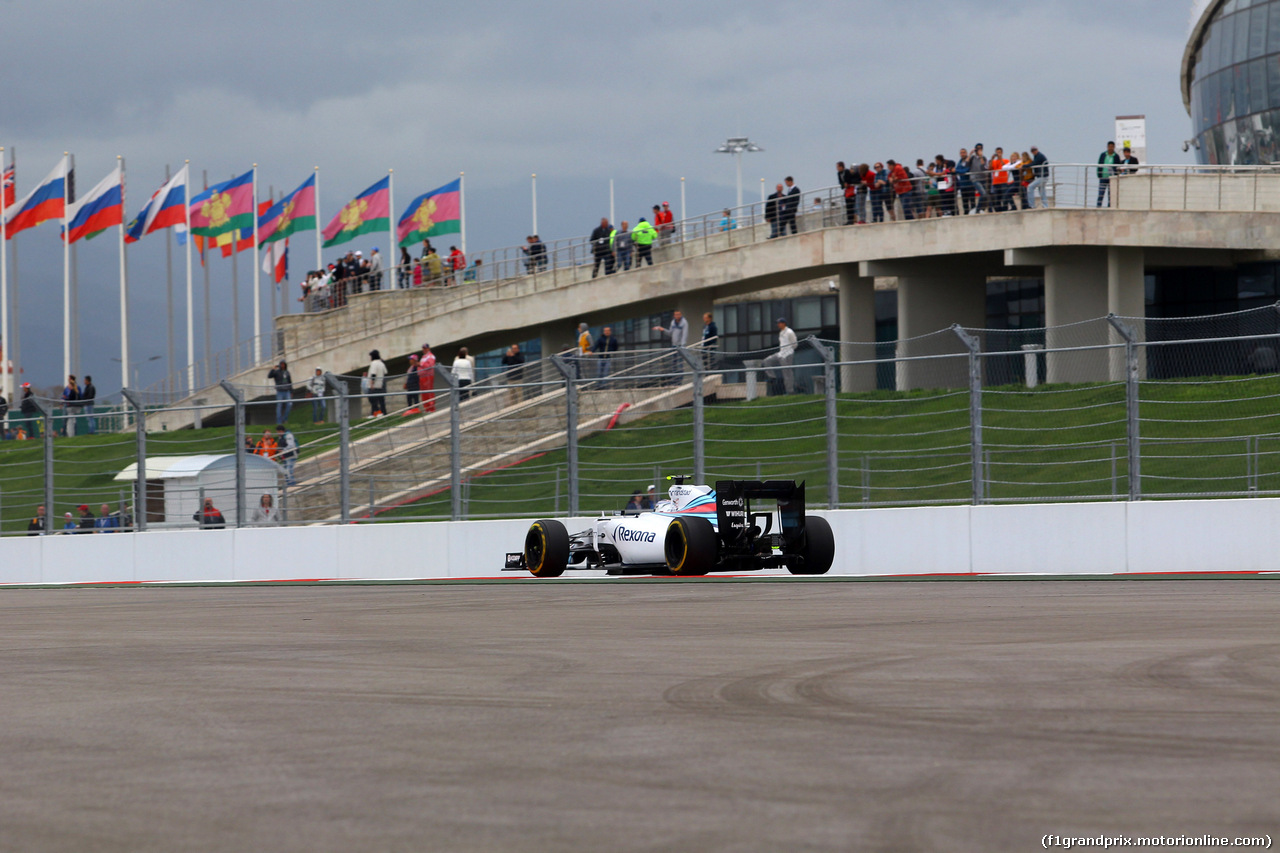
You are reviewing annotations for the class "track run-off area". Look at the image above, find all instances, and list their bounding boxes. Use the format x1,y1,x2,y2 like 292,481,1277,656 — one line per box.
2,576,1278,851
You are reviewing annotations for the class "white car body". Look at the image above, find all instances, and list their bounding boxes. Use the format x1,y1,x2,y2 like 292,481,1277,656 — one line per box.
588,484,717,566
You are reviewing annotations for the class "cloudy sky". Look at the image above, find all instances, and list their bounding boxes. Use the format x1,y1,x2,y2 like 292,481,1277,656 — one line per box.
1,0,1203,396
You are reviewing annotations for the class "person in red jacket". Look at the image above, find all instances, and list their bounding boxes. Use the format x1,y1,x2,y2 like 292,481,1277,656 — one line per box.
888,160,914,221
447,246,465,285
655,202,675,246
418,343,437,413
193,498,226,530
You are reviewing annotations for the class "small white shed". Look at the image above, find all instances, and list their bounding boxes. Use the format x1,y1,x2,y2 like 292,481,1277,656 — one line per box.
114,453,283,528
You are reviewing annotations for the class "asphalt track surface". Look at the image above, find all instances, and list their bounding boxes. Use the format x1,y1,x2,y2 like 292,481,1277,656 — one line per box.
2,579,1278,852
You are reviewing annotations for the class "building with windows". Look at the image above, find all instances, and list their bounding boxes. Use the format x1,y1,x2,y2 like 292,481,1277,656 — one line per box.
1183,0,1280,164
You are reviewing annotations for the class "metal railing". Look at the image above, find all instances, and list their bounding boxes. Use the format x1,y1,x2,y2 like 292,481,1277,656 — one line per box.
8,305,1280,535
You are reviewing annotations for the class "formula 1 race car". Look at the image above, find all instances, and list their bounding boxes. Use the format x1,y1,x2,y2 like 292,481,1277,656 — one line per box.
506,479,835,578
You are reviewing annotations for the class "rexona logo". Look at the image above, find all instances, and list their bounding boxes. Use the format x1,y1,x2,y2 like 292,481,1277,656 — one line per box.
615,527,657,543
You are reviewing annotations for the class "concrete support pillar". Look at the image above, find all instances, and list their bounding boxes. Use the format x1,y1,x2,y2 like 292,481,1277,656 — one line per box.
1108,247,1146,381
836,267,876,392
539,324,564,385
863,261,986,390
1010,247,1145,384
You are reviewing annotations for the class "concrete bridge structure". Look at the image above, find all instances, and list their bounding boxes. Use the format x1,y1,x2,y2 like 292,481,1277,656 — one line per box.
147,188,1280,432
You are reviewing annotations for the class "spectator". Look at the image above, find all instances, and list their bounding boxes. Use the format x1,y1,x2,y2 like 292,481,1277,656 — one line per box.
94,503,119,533
448,246,465,285
116,502,134,532
765,183,783,238
625,491,644,513
19,383,39,439
1026,146,1050,209
0,390,8,439
463,258,482,283
424,247,444,284
701,311,718,351
968,144,990,213
612,221,633,272
61,374,79,436
77,504,96,533
575,322,593,379
631,219,657,266
267,359,293,424
763,317,799,395
254,427,278,460
1097,141,1121,207
928,154,956,217
593,325,619,378
250,493,279,527
80,375,97,434
872,163,892,222
501,343,526,405
837,161,859,225
989,147,1011,212
954,148,974,214
781,176,801,235
404,354,421,413
888,160,913,220
27,504,46,535
523,235,548,273
62,512,77,532
652,310,689,348
412,257,424,287
368,349,388,416
452,347,475,399
590,217,615,278
1120,146,1140,175
642,485,656,510
278,424,299,486
308,367,326,423
656,201,676,245
193,497,225,529
398,247,412,288
419,343,437,414
719,208,738,231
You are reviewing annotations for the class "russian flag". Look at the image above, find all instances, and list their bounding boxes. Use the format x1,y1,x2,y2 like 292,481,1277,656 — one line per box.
143,164,188,235
262,237,288,284
4,155,68,238
63,166,124,243
124,188,157,244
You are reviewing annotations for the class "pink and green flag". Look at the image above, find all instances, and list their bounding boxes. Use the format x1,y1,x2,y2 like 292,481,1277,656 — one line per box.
397,178,461,247
189,169,254,238
258,174,317,245
322,176,389,249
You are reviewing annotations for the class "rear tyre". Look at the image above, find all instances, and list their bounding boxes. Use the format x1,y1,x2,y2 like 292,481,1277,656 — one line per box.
525,519,570,578
789,515,835,575
664,517,718,576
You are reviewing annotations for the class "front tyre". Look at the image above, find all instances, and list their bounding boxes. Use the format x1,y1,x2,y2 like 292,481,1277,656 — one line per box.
665,516,718,576
525,519,570,578
789,515,835,575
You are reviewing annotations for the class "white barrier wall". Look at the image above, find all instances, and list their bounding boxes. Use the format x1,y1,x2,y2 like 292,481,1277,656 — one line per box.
3,499,1277,585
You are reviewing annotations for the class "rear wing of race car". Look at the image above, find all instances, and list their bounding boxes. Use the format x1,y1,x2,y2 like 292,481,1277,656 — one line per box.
714,480,806,555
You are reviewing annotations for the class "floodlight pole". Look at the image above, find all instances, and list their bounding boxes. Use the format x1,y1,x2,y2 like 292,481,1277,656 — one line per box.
714,137,763,212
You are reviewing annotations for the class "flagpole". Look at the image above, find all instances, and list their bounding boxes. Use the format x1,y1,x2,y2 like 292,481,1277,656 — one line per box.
202,171,211,374
185,160,194,394
8,147,19,389
165,164,174,398
314,166,322,274
387,168,395,290
609,178,614,227
251,164,261,364
532,173,538,235
231,179,240,375
680,177,687,243
268,187,277,322
70,153,79,378
0,146,8,404
62,151,70,383
118,156,129,393
459,171,467,258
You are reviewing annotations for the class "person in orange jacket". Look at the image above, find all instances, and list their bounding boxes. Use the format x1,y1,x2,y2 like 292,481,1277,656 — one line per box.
254,427,279,460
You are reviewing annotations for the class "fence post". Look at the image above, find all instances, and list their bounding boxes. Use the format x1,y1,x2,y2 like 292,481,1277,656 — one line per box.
805,337,839,509
435,363,463,521
32,399,53,535
676,347,706,484
120,389,148,532
1107,315,1141,500
324,373,351,524
219,381,247,528
550,354,579,516
951,325,984,505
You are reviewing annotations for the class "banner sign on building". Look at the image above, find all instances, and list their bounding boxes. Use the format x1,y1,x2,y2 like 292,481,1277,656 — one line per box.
1115,115,1147,164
